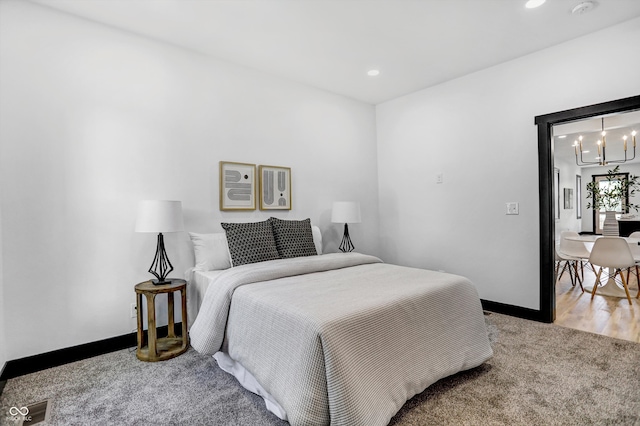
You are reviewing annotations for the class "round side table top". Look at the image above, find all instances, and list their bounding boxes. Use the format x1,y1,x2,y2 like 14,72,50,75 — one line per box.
135,279,186,294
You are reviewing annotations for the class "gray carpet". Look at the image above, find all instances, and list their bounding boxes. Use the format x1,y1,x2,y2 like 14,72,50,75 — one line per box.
1,313,638,425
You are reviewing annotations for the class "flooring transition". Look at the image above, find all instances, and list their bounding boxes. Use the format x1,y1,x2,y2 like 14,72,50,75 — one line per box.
1,313,638,425
555,263,640,343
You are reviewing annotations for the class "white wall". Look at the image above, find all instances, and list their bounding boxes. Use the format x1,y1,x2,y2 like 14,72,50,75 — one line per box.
554,157,582,241
376,17,640,310
0,1,379,360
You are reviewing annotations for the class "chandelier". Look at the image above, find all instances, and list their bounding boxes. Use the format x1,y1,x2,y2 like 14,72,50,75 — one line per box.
574,117,636,166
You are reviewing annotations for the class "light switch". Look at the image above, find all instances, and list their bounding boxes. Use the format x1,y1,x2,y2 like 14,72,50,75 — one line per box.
506,202,519,215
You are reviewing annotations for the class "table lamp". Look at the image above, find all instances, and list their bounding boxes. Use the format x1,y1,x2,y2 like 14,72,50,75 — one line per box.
331,201,361,252
135,200,184,285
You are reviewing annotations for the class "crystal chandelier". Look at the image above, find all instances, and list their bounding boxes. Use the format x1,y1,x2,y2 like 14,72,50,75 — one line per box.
574,118,636,166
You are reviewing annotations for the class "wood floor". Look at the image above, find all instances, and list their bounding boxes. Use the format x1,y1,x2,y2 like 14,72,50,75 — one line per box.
555,263,640,343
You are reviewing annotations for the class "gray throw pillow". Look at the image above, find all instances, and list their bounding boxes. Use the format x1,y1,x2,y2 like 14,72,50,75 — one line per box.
221,220,281,267
269,217,318,258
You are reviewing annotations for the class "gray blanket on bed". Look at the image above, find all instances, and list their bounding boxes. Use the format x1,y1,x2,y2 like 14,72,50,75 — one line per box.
190,253,493,426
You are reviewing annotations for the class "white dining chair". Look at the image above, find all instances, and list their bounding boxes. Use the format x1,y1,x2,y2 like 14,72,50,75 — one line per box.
589,237,636,305
554,246,570,283
627,231,640,297
558,231,591,291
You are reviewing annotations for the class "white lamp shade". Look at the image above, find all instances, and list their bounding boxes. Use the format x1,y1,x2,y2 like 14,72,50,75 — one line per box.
331,201,361,224
135,200,184,233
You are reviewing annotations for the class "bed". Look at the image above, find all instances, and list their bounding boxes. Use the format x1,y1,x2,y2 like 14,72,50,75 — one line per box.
187,219,493,426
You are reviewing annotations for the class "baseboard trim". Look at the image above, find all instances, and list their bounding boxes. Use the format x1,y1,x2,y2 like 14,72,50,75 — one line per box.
0,333,136,382
0,324,183,382
0,302,540,383
481,299,545,323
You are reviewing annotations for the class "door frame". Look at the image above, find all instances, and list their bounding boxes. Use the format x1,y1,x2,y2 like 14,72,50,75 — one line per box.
534,95,640,323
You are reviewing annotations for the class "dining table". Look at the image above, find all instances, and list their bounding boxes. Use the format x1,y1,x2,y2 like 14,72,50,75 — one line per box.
563,235,640,298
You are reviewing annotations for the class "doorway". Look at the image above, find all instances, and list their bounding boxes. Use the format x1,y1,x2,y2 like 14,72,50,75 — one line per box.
535,95,640,323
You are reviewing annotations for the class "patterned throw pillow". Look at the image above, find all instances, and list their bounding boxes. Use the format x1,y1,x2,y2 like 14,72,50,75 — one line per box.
221,221,281,267
269,217,318,258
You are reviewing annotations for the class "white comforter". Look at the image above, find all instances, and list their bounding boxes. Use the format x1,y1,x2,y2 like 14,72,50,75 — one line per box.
190,253,493,426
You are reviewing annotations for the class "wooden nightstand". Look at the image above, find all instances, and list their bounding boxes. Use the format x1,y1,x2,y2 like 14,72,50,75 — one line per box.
135,279,188,362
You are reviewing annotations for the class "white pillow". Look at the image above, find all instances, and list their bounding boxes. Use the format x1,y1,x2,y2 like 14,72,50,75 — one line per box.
312,225,322,255
189,232,232,271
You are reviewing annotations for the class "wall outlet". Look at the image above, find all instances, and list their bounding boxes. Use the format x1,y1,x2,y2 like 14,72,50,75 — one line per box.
436,172,443,184
130,303,137,318
506,202,519,215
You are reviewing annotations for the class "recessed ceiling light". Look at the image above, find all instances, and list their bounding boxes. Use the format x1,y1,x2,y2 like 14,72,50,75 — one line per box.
367,69,380,77
558,135,567,139
525,0,546,9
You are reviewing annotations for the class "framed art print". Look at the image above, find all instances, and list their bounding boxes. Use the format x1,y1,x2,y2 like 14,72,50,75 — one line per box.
576,175,582,219
219,161,256,211
259,165,291,210
563,188,573,210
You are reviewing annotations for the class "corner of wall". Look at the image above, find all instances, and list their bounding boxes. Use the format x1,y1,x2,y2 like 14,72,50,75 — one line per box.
0,193,6,372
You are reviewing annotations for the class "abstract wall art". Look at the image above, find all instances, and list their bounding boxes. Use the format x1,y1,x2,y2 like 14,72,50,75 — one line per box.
259,165,291,210
219,161,256,211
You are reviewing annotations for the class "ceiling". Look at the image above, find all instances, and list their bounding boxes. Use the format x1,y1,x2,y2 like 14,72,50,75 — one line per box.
29,0,640,105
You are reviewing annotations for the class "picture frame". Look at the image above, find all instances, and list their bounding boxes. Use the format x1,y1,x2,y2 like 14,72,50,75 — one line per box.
563,188,573,210
219,161,256,211
259,165,291,210
576,175,582,219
